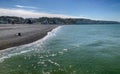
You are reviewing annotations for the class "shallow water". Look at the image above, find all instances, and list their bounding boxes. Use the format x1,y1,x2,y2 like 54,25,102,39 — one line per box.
0,24,120,74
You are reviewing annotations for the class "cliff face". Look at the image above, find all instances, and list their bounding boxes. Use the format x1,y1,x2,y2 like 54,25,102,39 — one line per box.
0,16,120,24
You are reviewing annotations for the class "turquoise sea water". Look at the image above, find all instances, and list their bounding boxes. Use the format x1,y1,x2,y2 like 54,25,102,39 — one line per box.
0,25,120,74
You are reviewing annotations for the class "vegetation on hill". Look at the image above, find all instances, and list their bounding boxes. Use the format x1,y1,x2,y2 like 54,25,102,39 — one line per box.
0,16,119,24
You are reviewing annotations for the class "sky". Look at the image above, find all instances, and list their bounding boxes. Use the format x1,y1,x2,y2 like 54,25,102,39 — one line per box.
0,0,120,21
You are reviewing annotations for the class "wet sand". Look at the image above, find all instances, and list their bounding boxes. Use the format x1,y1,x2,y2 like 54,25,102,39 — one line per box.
0,24,58,50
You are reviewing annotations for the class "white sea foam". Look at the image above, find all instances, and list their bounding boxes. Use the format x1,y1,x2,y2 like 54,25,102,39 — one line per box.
0,26,62,63
48,59,60,67
63,49,68,52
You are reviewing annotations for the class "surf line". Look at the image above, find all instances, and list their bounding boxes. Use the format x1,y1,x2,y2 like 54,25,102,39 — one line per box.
0,26,62,63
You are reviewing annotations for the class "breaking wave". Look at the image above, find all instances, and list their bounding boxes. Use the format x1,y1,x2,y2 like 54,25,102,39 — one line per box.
0,26,62,62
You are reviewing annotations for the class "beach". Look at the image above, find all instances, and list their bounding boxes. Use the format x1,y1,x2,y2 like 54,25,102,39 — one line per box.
0,24,58,50
0,25,120,74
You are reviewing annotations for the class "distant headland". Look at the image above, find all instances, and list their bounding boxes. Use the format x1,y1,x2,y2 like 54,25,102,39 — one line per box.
0,16,120,24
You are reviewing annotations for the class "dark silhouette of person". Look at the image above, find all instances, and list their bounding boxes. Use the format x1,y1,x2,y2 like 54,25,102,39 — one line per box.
18,33,21,36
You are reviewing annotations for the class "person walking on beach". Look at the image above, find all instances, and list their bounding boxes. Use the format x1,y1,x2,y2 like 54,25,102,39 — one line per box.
18,33,21,36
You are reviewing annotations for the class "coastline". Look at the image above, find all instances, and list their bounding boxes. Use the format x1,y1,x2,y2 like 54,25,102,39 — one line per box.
0,24,58,50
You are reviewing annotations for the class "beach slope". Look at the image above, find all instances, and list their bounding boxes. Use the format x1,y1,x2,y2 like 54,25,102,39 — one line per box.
0,24,58,50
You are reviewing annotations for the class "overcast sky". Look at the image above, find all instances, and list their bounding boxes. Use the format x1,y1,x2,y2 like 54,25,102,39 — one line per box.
0,0,120,21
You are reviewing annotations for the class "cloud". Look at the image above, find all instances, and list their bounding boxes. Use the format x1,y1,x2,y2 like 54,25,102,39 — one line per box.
0,8,78,18
15,5,38,9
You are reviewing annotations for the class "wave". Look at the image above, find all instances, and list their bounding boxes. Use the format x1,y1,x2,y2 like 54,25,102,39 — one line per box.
0,26,62,63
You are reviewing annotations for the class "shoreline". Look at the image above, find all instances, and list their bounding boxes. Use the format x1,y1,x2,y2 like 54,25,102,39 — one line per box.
0,24,58,50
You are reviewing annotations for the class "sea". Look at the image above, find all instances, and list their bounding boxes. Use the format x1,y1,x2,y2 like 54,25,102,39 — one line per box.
0,24,120,74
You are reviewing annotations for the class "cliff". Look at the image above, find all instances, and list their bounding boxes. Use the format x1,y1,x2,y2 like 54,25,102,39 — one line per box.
0,16,120,24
